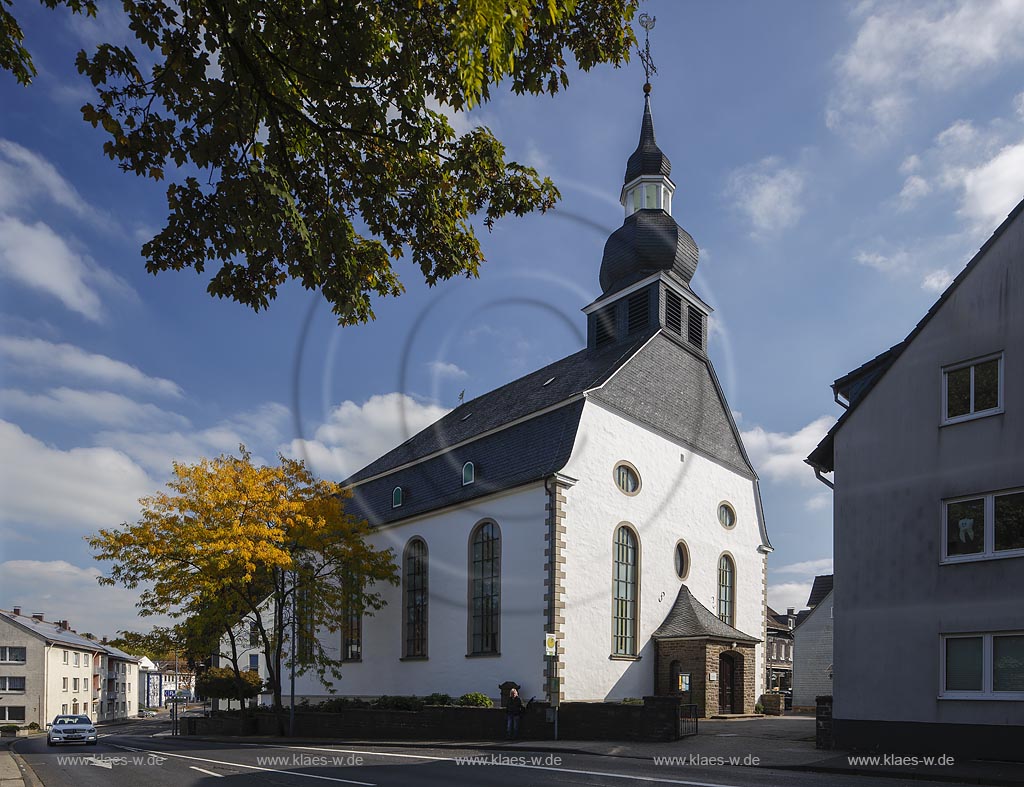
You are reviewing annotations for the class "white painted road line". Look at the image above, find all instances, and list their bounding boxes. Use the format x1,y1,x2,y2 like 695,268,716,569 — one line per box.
190,766,223,777
116,746,375,786
284,746,742,787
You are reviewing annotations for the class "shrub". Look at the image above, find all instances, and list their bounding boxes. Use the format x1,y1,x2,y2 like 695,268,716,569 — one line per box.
755,702,765,714
316,697,371,713
27,722,39,730
374,695,424,711
423,693,454,706
457,692,493,708
621,697,643,705
0,725,18,734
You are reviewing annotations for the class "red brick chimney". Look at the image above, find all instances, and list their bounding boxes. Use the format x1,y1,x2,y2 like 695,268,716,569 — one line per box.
11,606,20,616
31,613,44,621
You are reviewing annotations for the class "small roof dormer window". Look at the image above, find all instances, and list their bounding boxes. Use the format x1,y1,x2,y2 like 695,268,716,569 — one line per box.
462,462,475,486
392,486,403,508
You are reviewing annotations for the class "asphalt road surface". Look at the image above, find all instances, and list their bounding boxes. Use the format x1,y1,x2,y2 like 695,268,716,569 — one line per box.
15,716,969,787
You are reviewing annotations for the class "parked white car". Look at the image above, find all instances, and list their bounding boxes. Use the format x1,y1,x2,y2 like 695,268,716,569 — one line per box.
47,715,98,746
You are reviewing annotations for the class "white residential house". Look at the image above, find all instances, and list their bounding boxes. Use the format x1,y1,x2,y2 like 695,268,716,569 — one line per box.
807,197,1024,757
281,88,771,715
0,608,139,726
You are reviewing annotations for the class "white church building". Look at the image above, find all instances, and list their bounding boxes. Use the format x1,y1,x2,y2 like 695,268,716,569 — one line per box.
294,88,771,715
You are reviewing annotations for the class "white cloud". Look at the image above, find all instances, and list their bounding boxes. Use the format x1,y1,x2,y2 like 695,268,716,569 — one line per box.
0,336,183,397
426,360,468,380
0,420,153,531
725,157,805,235
0,140,91,218
741,415,837,486
922,268,956,293
0,217,134,321
828,1,1024,139
97,402,291,475
958,141,1024,229
1,387,190,429
898,174,931,209
854,250,910,273
773,557,834,576
2,560,169,639
285,393,449,480
805,493,832,512
768,581,814,614
1016,91,1024,120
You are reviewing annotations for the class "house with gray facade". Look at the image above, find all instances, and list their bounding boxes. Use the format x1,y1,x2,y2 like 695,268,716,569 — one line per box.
807,198,1024,757
791,576,833,711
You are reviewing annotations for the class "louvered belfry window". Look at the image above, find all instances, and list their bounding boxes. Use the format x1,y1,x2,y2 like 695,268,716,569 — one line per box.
627,290,650,334
665,289,683,335
612,526,639,656
595,304,617,346
688,306,706,349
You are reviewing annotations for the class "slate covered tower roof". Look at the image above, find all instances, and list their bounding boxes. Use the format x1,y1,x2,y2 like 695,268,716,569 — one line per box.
599,89,700,298
624,91,672,182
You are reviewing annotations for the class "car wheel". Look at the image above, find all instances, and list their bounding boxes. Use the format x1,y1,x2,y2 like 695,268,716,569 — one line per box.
88,741,98,746
47,739,55,747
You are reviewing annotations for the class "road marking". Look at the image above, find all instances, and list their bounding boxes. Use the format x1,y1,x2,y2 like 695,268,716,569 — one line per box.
116,746,375,786
190,766,223,777
86,756,112,769
282,746,742,786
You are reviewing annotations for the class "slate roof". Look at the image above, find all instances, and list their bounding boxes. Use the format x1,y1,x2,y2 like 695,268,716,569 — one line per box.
807,196,1024,473
0,610,138,661
624,95,672,183
653,584,760,643
590,331,755,479
343,327,758,527
600,210,700,296
806,574,834,609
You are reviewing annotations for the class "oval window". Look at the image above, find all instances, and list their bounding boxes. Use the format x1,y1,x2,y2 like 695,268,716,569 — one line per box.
674,540,689,580
614,462,640,495
718,502,737,529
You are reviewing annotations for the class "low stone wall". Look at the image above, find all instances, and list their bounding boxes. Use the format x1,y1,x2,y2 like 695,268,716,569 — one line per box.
759,693,783,716
188,696,684,742
815,695,833,750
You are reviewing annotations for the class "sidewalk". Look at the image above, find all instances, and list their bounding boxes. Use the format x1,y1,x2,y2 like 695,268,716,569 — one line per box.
1,741,26,787
188,715,1024,786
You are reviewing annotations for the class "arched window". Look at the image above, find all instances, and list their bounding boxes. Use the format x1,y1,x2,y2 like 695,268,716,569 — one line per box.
403,538,428,658
718,554,735,627
469,521,500,654
392,486,403,508
462,461,475,486
614,462,640,495
612,525,639,656
674,540,689,580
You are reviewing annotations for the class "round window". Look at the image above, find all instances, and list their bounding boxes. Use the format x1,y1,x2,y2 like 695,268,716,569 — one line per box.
674,541,689,579
614,462,640,495
718,502,737,528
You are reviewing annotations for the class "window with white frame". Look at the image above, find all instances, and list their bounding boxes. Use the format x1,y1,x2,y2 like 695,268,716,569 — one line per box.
0,647,26,662
62,677,68,691
73,678,79,691
0,706,25,722
941,633,1024,699
74,652,80,666
943,488,1024,561
248,654,259,672
0,677,25,692
943,353,1002,424
63,650,68,664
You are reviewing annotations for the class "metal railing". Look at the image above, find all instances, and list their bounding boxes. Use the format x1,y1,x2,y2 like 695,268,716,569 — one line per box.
678,703,699,738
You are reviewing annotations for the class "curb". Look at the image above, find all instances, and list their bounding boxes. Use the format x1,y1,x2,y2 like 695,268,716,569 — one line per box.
778,762,1024,787
5,739,43,787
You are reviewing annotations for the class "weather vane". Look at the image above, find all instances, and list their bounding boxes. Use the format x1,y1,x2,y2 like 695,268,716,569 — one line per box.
638,13,657,93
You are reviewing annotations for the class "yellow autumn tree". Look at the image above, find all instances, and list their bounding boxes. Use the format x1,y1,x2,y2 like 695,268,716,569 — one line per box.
89,447,397,722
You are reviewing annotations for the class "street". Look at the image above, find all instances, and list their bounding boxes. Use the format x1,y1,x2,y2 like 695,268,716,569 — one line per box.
13,715,974,787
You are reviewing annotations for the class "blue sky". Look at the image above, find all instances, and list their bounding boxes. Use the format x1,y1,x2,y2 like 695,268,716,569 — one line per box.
2,0,1024,636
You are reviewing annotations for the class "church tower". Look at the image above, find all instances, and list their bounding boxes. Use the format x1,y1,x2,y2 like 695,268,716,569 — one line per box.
585,86,710,355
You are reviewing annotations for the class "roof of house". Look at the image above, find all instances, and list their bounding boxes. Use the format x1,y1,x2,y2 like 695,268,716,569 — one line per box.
807,196,1024,473
0,610,139,661
806,574,834,609
766,606,792,631
653,584,760,643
